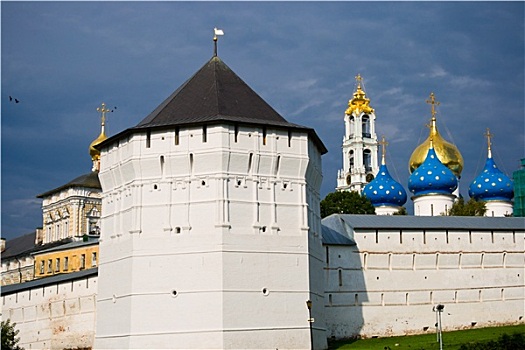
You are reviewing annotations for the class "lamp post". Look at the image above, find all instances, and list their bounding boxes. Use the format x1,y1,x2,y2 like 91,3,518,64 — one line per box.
306,300,314,349
432,304,444,350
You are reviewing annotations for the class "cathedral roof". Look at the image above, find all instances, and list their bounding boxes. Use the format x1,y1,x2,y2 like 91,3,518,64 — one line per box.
37,171,101,198
100,55,327,153
363,164,407,207
408,146,457,197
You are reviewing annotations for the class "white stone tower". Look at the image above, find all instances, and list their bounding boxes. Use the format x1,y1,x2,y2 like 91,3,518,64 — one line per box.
94,49,327,349
337,74,379,192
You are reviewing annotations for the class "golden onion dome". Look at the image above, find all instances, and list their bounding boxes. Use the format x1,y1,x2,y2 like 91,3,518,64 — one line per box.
345,74,374,115
409,93,463,177
408,118,464,177
89,129,107,161
89,102,110,161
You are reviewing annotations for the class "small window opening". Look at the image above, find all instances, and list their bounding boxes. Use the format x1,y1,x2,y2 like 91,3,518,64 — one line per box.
175,127,180,145
146,130,151,148
202,125,207,143
262,127,267,145
338,269,343,286
288,130,292,147
234,124,239,143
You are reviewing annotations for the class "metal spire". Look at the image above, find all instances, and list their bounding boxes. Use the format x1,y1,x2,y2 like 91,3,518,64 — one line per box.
213,27,224,56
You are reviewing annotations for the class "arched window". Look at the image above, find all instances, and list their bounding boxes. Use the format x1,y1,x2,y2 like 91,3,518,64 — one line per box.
362,115,371,137
349,116,355,137
363,149,372,171
349,150,354,169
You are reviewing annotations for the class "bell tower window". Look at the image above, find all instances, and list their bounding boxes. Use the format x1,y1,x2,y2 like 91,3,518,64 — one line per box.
363,149,372,172
362,115,371,138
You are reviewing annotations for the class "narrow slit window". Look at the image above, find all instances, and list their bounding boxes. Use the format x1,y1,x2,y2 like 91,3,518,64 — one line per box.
202,125,207,143
175,127,180,145
287,130,292,147
234,124,239,143
262,127,267,145
248,153,253,173
146,130,151,148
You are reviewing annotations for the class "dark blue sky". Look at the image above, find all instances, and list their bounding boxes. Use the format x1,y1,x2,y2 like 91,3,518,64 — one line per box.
2,2,524,240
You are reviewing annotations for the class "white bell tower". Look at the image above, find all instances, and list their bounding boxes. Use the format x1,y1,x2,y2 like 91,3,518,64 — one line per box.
337,74,379,192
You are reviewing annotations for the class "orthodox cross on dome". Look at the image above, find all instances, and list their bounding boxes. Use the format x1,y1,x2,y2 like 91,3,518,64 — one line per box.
378,135,388,165
485,127,493,158
425,92,440,120
355,73,363,89
213,27,224,57
346,73,374,115
96,102,110,127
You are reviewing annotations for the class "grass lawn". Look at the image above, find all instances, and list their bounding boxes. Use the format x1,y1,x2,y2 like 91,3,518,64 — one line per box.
328,324,525,350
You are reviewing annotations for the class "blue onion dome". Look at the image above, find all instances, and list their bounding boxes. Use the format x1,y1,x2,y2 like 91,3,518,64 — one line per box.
408,146,458,196
363,164,407,207
468,131,513,201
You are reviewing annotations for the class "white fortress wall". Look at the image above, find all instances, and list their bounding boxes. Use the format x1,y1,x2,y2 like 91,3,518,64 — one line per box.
1,269,98,350
324,224,525,339
95,124,326,349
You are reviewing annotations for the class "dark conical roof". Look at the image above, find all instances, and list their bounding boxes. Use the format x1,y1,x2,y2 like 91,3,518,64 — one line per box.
137,56,293,128
99,55,326,153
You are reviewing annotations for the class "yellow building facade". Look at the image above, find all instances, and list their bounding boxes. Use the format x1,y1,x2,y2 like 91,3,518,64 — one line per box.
33,238,99,279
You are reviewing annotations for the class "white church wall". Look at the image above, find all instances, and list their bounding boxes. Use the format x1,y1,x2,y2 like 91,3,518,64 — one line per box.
324,228,525,339
2,272,98,350
485,201,514,217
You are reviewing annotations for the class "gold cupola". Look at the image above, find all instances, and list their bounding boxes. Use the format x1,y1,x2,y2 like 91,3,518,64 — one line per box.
408,93,464,177
89,103,109,172
345,74,375,115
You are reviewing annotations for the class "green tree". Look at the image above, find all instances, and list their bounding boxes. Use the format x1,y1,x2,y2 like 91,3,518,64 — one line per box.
393,207,408,215
320,191,375,218
447,198,487,216
1,319,23,350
